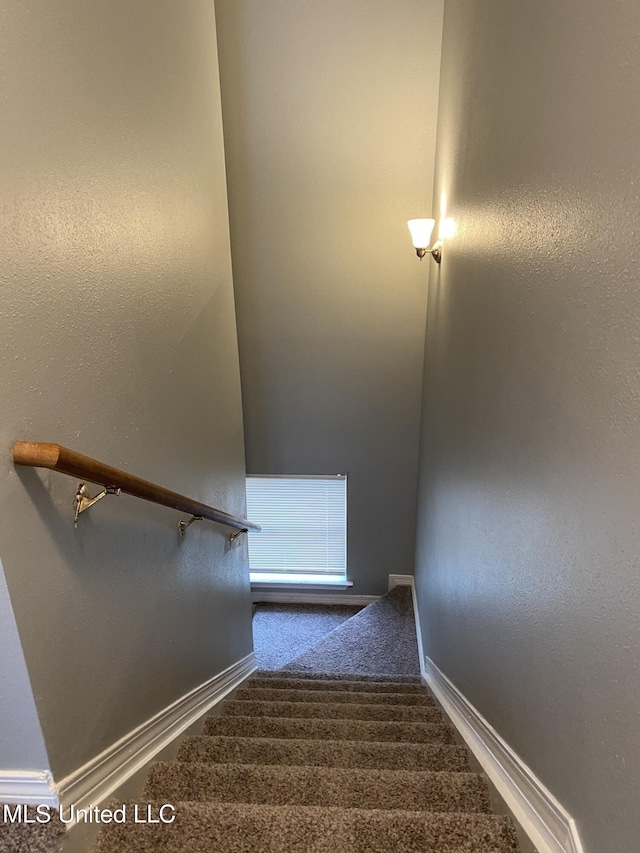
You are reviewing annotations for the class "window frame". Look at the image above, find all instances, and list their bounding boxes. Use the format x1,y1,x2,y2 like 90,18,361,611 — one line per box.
246,474,349,588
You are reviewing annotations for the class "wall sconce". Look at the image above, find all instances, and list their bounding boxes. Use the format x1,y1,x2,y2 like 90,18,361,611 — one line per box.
407,218,442,263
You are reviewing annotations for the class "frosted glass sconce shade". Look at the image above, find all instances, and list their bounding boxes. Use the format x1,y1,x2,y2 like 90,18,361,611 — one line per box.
407,218,436,249
407,217,442,263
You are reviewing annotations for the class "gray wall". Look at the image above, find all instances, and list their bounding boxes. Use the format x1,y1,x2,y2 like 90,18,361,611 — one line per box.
0,562,50,771
414,2,640,851
215,0,443,596
0,0,251,780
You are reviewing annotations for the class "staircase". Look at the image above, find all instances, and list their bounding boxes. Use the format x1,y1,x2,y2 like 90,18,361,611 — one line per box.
93,670,520,852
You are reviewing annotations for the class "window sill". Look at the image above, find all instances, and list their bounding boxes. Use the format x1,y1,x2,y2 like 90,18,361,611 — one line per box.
250,572,352,590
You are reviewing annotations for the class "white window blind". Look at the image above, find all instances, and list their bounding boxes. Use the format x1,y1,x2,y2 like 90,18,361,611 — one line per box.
246,475,347,579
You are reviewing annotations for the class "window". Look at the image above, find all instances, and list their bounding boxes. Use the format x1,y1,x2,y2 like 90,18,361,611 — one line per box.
246,475,347,585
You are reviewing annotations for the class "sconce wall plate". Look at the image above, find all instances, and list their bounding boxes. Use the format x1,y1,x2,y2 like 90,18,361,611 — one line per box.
430,240,442,264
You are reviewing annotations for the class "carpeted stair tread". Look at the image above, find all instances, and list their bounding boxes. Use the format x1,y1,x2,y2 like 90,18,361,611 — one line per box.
220,698,442,723
178,735,472,772
92,801,520,853
144,761,491,813
247,676,426,694
204,714,456,744
254,669,422,684
235,686,435,706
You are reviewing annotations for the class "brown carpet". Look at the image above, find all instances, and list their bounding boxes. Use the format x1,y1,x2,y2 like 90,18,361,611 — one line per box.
1,591,520,852
89,670,519,851
89,671,519,851
252,603,362,669
94,801,520,853
281,585,421,676
90,591,519,851
0,810,64,853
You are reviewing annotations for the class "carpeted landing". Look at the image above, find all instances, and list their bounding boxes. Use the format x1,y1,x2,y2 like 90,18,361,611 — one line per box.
90,667,520,852
281,585,421,676
252,602,362,670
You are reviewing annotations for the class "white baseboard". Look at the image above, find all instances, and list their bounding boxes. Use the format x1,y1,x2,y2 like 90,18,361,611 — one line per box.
0,770,57,807
422,657,584,853
252,591,378,606
56,652,256,821
252,574,411,605
388,573,414,590
0,652,256,815
408,581,582,853
398,576,427,681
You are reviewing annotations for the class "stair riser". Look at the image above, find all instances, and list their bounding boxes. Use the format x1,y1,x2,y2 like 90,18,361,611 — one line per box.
247,678,426,694
204,716,456,745
221,700,442,723
145,762,491,814
178,736,471,772
235,687,435,706
253,671,422,684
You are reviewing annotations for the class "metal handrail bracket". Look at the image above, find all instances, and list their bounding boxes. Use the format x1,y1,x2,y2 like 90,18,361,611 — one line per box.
12,441,260,538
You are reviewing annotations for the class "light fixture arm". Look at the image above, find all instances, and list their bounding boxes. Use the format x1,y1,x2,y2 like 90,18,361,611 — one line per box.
416,240,442,264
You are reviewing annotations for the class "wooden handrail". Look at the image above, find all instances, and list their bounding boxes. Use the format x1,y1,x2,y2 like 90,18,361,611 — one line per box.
12,441,260,533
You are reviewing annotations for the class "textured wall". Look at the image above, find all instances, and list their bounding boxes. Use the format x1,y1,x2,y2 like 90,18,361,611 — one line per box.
0,562,50,771
414,2,640,851
0,0,251,780
214,0,444,596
